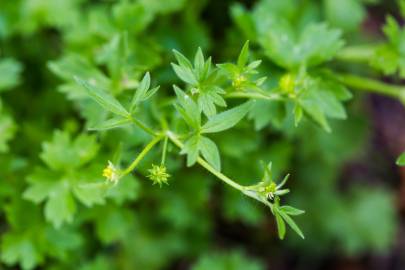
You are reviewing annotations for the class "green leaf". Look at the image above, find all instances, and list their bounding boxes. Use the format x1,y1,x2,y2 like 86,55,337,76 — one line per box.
397,152,405,166
237,40,250,68
194,47,205,78
0,58,22,91
199,136,221,171
173,85,201,128
0,110,17,153
192,250,264,270
1,231,44,270
274,210,286,240
180,134,200,167
130,72,159,111
172,49,193,69
72,182,107,207
88,117,131,131
74,77,129,117
278,211,305,239
256,13,344,68
202,101,254,133
280,205,305,216
44,182,76,228
197,88,227,117
25,132,103,228
40,131,98,170
370,16,405,78
48,54,109,86
324,0,366,32
171,63,198,85
132,72,151,106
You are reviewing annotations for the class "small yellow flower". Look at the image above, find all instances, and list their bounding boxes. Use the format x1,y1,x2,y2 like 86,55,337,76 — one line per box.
266,182,277,194
102,161,119,184
232,74,247,89
147,164,170,187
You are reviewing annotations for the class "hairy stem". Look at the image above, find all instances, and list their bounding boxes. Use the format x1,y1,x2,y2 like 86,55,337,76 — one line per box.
121,135,163,176
165,131,246,191
128,116,157,136
335,45,378,63
160,136,169,165
338,73,405,98
226,91,282,101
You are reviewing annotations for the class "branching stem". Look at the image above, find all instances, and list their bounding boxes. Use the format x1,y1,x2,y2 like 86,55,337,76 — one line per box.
120,135,163,176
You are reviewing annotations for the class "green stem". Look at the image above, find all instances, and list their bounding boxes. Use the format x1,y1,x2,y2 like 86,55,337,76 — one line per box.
338,73,405,98
128,116,157,136
226,91,282,101
165,131,246,192
335,45,378,63
160,136,169,165
120,135,163,176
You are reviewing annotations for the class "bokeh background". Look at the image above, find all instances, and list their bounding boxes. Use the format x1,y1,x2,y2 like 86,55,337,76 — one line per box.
0,0,405,269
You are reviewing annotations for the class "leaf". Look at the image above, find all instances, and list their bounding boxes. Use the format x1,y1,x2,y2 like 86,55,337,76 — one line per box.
194,47,205,78
192,250,265,270
173,85,201,128
237,40,250,68
324,0,366,32
131,72,151,107
171,63,198,85
274,210,286,240
0,58,22,91
180,134,200,167
48,54,109,86
199,136,221,171
72,183,106,207
130,72,160,110
74,77,129,117
40,131,98,170
44,183,77,228
397,152,405,166
280,205,305,216
172,49,193,69
1,231,44,270
0,111,17,153
88,117,131,131
278,211,305,239
202,101,254,133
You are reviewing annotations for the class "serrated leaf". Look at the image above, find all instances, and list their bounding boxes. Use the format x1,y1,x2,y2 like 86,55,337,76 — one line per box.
199,136,221,171
74,77,129,117
44,183,76,228
1,232,44,270
202,101,254,133
72,182,107,207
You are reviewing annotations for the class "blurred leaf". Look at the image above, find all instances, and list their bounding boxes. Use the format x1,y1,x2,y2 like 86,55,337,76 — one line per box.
192,250,264,270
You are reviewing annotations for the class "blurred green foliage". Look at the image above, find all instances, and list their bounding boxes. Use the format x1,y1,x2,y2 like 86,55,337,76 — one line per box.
0,0,403,269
